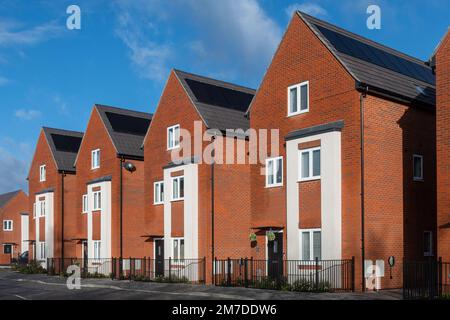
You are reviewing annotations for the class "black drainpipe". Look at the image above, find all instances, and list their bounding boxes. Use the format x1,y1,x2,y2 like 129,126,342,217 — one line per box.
211,136,216,284
120,157,124,262
61,171,66,271
359,86,368,291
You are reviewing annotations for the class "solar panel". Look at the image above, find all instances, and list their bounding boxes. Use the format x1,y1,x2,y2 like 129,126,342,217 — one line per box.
315,25,435,84
51,134,82,153
185,78,254,112
105,112,150,136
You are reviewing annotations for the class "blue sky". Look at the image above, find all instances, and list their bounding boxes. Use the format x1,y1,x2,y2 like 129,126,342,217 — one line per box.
0,0,448,193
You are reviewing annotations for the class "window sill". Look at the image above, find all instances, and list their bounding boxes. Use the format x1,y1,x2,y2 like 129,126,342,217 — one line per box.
167,146,181,151
153,202,164,206
287,110,309,117
298,177,321,183
171,198,185,203
265,184,283,189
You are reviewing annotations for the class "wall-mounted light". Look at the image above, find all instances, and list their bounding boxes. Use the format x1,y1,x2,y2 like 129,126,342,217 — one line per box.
123,162,136,173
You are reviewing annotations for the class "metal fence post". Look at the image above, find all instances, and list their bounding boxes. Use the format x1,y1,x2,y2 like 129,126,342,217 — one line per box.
213,257,217,285
227,258,231,287
438,257,443,298
203,257,207,285
351,256,355,292
169,257,172,282
315,257,319,292
244,258,248,288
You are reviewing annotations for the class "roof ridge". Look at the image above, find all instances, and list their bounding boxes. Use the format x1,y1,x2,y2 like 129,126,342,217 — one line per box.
42,126,84,136
298,11,430,68
173,69,256,93
95,104,152,118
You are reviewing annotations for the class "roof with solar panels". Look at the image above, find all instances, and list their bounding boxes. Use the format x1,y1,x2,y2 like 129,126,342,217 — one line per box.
297,11,436,107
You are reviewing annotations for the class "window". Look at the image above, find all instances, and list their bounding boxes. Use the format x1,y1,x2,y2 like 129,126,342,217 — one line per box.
3,220,13,231
92,149,101,169
299,147,321,181
300,229,321,260
288,81,309,116
39,165,46,182
82,195,88,213
154,181,164,205
93,191,101,210
167,125,180,150
39,201,46,217
266,157,283,187
172,238,185,262
39,242,46,260
413,154,423,181
33,203,36,219
424,231,433,257
3,244,12,255
171,176,184,201
93,241,101,260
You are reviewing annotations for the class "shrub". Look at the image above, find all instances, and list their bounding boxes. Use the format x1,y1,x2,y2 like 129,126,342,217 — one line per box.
12,261,47,275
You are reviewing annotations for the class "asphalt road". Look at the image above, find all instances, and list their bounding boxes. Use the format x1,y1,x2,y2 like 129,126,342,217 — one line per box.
0,268,401,300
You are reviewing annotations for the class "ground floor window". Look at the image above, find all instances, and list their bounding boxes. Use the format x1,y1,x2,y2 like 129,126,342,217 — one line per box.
3,244,12,254
39,242,46,260
93,241,101,260
172,238,185,262
299,229,321,260
424,231,433,256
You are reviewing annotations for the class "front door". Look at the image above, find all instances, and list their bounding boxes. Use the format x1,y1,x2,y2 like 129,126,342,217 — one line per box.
82,241,88,272
267,232,283,280
155,240,164,277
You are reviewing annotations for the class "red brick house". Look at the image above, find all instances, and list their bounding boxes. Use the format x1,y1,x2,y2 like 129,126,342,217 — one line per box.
432,28,450,262
73,104,152,263
28,127,83,265
0,190,28,264
143,70,254,281
247,12,436,290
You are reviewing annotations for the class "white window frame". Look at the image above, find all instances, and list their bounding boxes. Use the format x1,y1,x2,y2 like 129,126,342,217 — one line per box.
91,149,101,170
39,242,46,260
413,154,424,181
82,194,88,213
172,238,185,263
33,202,36,219
3,220,13,231
287,81,309,117
299,147,321,182
167,124,180,150
171,176,184,201
299,228,322,261
39,165,46,182
39,200,46,217
93,191,102,211
424,231,433,257
3,244,13,255
265,157,283,188
154,181,164,205
93,241,101,260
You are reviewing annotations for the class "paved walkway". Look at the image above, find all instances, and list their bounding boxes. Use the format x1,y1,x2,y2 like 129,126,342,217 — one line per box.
0,269,401,300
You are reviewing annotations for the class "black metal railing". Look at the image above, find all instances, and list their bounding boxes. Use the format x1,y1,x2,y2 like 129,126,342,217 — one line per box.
404,258,450,300
214,257,355,292
47,257,206,284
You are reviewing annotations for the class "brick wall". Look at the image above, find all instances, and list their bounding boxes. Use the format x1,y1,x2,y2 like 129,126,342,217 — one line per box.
436,32,450,261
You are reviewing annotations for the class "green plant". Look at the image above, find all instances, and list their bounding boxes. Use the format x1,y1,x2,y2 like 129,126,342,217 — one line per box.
12,261,47,275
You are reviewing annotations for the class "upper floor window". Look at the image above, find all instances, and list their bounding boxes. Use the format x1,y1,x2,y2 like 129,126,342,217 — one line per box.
266,157,283,187
413,154,423,181
39,165,46,182
92,149,101,170
299,147,321,181
82,194,88,213
300,229,321,260
3,220,13,231
154,181,164,205
167,125,180,150
288,81,309,116
93,191,102,210
33,202,36,219
171,176,184,201
424,231,433,257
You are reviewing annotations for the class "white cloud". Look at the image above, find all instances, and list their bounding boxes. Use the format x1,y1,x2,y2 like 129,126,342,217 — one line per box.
286,2,328,18
113,0,281,85
14,109,41,120
0,147,28,194
0,19,63,47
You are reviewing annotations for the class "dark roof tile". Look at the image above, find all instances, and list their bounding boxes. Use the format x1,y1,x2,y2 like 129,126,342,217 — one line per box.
42,127,83,172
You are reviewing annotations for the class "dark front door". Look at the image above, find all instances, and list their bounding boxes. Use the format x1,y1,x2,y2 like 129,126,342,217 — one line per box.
267,232,283,280
82,241,88,272
155,240,164,277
